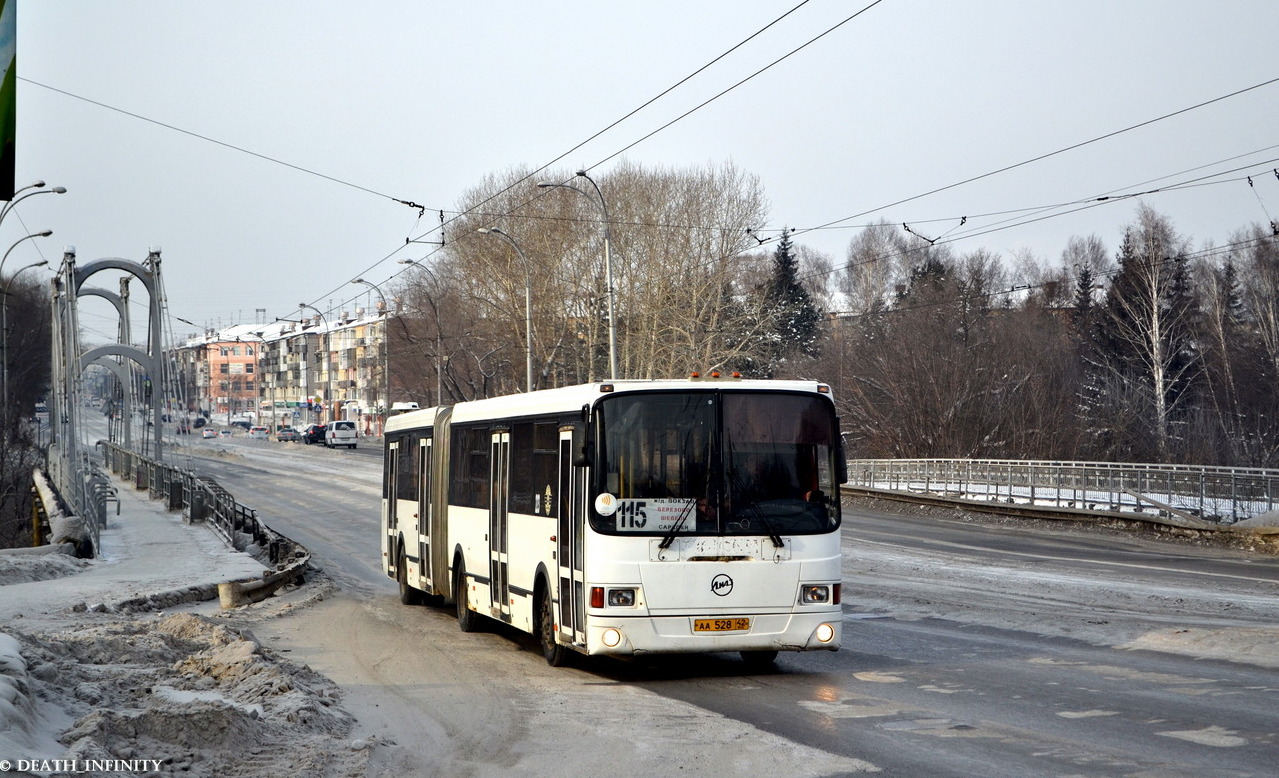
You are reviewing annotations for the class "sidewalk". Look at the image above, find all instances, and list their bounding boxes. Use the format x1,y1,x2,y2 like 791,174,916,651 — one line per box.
0,473,267,625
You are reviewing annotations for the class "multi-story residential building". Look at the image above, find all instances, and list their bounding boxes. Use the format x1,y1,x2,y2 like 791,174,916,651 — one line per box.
172,323,262,421
173,306,391,434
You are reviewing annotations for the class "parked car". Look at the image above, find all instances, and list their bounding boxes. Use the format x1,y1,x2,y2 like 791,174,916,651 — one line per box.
201,428,217,439
325,420,358,449
192,416,207,429
302,424,326,445
248,425,269,439
276,427,300,442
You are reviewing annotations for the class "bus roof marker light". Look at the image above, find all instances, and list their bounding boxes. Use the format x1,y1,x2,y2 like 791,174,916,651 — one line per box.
600,384,614,393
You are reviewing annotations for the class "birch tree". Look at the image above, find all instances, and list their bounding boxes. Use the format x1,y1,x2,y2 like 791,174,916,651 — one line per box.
1090,205,1198,461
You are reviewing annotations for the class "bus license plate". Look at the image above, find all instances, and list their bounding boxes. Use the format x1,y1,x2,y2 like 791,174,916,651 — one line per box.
693,617,750,632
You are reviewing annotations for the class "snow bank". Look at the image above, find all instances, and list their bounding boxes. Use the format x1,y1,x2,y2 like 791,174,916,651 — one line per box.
31,469,85,550
0,551,88,587
1,613,372,775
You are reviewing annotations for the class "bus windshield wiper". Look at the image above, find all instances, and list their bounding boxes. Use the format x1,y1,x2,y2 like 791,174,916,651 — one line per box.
658,498,698,550
729,468,785,548
742,500,785,548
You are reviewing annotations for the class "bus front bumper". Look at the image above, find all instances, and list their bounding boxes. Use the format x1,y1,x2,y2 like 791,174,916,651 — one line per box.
583,610,842,656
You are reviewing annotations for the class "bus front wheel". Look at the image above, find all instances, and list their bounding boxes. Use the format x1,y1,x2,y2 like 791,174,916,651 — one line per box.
538,587,569,667
741,650,778,669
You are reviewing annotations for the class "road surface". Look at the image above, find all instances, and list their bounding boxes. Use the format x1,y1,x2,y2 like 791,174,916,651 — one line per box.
177,433,1279,776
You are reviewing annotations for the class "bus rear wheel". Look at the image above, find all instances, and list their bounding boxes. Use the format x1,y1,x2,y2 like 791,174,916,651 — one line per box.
397,549,421,605
455,561,479,633
538,587,569,667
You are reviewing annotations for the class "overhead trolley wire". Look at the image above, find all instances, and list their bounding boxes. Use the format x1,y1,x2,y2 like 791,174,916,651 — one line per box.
791,75,1279,246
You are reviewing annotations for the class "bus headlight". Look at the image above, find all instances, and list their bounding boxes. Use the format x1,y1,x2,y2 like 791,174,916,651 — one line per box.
608,588,635,607
801,585,830,604
602,628,623,648
815,623,835,643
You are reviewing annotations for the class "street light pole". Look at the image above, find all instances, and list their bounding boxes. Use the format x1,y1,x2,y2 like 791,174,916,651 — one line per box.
1,258,49,411
298,303,332,424
476,228,534,393
537,170,617,379
352,278,390,434
398,258,447,405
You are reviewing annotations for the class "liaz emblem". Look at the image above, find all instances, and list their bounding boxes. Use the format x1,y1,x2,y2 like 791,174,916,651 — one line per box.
711,574,733,596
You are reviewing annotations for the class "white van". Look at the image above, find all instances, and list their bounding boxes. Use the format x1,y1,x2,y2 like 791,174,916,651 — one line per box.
325,419,358,449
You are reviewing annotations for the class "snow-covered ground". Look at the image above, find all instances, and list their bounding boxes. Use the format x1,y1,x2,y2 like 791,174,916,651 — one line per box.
0,479,370,776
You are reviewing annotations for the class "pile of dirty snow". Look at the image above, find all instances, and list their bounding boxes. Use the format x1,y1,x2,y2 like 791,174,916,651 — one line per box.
0,613,373,776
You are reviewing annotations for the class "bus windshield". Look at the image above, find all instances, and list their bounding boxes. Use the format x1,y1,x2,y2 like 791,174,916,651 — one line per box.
592,390,841,537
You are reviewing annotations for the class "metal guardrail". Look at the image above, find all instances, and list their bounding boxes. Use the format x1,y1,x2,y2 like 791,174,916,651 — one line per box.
847,458,1279,524
97,441,300,566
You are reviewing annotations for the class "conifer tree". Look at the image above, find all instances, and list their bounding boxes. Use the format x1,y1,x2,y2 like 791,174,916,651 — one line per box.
758,230,823,377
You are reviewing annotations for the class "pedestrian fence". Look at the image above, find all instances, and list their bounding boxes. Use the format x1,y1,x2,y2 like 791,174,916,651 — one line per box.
846,458,1279,525
97,440,303,567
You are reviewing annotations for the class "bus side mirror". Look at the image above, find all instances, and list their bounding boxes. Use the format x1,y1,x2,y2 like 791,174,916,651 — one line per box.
575,442,594,468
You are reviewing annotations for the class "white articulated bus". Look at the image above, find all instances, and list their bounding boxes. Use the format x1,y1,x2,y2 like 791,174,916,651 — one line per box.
381,377,845,666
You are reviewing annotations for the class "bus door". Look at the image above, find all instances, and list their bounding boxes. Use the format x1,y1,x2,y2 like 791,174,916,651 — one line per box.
489,430,511,621
557,426,586,645
417,436,433,591
385,439,400,574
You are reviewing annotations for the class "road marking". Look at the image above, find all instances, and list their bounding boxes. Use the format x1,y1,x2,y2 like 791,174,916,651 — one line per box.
1057,709,1119,718
853,671,906,683
1157,725,1247,747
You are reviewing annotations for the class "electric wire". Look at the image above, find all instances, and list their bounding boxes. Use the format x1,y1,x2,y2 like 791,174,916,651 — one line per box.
792,75,1279,244
23,40,1276,333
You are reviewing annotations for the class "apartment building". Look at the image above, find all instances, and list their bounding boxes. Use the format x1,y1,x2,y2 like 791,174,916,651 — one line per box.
172,307,390,433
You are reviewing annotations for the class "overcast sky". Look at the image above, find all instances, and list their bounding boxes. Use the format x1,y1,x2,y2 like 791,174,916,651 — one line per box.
9,1,1279,344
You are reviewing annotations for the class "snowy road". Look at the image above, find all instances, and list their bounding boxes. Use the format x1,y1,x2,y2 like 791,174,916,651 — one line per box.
5,429,1277,776
177,434,1279,777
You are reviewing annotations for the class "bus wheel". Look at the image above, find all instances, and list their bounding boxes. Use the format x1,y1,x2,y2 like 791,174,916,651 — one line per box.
397,550,422,605
740,650,778,669
538,587,569,667
455,562,479,633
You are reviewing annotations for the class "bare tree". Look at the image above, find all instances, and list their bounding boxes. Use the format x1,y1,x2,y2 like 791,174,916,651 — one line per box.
414,161,772,392
1090,205,1198,461
1,274,51,548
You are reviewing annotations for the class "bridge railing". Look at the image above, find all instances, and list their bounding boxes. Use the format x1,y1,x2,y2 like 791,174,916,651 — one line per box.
846,458,1279,524
97,441,300,565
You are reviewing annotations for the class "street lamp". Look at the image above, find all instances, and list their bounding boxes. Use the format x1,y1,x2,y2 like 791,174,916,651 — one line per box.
298,302,332,424
537,170,617,379
398,258,447,405
0,229,53,277
351,277,390,434
0,182,66,230
1,258,49,410
476,228,534,393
